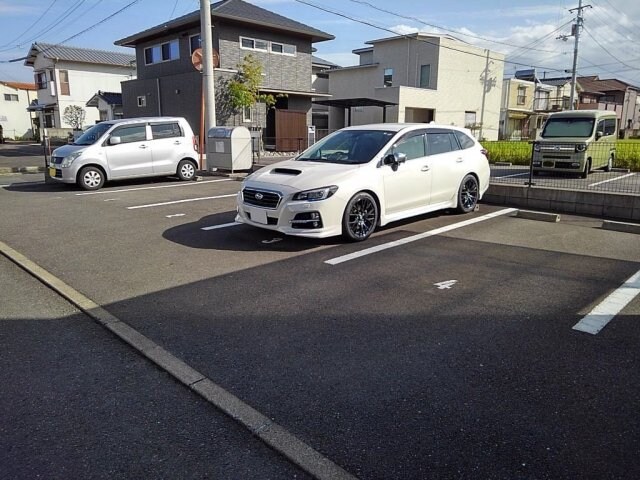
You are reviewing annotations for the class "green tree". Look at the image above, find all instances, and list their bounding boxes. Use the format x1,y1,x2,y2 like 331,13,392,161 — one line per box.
226,54,277,114
63,105,86,130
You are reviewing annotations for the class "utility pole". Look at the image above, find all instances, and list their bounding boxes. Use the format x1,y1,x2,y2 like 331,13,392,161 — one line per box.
478,49,491,141
200,0,216,136
565,0,592,110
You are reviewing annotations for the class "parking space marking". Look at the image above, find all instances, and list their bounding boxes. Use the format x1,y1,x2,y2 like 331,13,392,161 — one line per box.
104,198,119,202
325,208,518,265
572,269,640,335
75,178,232,196
127,194,237,210
166,214,186,218
588,173,635,187
201,221,240,231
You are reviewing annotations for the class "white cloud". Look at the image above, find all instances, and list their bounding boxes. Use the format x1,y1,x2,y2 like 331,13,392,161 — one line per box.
314,52,359,67
0,2,34,14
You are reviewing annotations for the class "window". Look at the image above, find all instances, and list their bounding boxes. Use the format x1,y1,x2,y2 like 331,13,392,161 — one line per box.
598,118,616,136
151,122,182,139
419,64,431,89
3,94,18,102
517,85,527,105
35,72,47,89
144,39,179,64
59,70,70,96
464,111,477,128
190,34,201,54
455,130,475,150
392,133,426,160
271,42,296,56
137,96,146,107
242,106,252,123
240,37,268,52
427,132,457,155
110,124,147,144
384,68,393,87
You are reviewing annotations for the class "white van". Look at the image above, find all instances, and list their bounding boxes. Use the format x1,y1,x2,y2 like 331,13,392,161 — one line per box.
49,117,199,190
532,110,617,178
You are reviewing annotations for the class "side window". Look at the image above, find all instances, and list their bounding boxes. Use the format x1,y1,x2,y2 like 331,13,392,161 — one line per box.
596,120,605,134
427,132,456,155
151,123,182,139
392,133,426,160
454,130,475,150
111,125,147,144
603,118,616,135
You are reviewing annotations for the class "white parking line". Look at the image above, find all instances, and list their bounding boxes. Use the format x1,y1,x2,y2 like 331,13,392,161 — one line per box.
166,213,186,218
127,194,237,210
201,222,240,231
494,172,529,179
325,208,518,265
75,178,232,195
588,173,635,187
572,269,640,335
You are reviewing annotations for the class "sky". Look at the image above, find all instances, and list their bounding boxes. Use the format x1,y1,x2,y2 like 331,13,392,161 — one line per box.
0,0,639,86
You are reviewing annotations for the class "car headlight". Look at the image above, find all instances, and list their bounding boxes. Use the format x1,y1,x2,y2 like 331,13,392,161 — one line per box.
60,151,83,167
292,186,338,201
575,143,587,153
533,143,541,152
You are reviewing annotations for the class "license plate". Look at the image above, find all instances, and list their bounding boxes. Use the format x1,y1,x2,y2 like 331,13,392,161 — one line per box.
49,167,56,177
250,207,268,224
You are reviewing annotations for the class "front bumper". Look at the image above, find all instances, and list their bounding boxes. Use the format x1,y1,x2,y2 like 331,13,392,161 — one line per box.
46,165,78,183
531,147,586,173
235,189,344,238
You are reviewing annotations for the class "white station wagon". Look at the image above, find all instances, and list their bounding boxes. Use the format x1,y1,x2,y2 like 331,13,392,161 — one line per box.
236,123,490,241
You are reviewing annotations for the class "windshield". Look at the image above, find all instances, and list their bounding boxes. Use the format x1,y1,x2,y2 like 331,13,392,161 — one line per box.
73,123,113,146
541,118,595,138
297,129,395,164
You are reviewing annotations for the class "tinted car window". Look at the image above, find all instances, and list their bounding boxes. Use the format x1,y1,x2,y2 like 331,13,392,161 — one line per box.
151,122,182,139
454,130,475,150
603,118,616,135
392,133,426,160
111,125,147,144
541,118,595,138
427,132,456,155
297,129,395,164
74,122,113,146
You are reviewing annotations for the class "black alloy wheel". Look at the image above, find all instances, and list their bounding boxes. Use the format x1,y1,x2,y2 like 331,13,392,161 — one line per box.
343,192,378,241
456,174,479,213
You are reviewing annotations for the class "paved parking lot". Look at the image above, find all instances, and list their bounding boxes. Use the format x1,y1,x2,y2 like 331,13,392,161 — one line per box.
1,173,639,479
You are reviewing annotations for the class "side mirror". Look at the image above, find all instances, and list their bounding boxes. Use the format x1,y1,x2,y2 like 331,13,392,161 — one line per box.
109,136,121,145
383,152,407,166
595,130,603,140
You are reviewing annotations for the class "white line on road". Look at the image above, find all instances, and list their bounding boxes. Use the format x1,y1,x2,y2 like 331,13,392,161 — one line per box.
166,213,186,218
572,269,640,335
104,198,119,202
588,173,635,187
325,208,518,265
127,194,237,210
201,221,240,231
494,172,529,179
75,178,232,195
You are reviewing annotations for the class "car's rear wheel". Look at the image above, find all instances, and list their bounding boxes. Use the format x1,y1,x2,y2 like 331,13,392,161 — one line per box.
177,159,196,181
78,166,104,191
342,192,378,242
456,174,479,213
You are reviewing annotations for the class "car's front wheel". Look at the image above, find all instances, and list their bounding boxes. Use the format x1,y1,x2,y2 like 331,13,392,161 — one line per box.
78,166,104,191
177,159,196,181
342,192,378,242
456,174,479,213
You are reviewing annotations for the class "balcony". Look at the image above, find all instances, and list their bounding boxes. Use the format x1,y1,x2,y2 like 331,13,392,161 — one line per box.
577,102,622,116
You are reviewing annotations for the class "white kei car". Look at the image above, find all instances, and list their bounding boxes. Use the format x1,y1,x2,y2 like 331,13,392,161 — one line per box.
236,123,490,241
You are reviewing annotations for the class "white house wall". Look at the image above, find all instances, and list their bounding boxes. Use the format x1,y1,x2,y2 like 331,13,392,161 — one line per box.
0,84,37,139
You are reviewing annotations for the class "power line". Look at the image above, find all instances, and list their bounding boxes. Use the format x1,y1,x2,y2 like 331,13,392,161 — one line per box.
582,25,637,71
347,0,562,53
0,0,59,49
293,0,569,73
169,0,180,19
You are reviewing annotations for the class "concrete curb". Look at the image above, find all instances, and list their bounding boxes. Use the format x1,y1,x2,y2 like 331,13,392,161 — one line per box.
602,220,640,234
0,239,356,480
516,210,561,222
0,166,45,175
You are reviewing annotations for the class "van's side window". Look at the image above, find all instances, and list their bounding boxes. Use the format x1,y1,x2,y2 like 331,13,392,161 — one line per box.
111,125,146,144
151,122,182,139
603,118,616,136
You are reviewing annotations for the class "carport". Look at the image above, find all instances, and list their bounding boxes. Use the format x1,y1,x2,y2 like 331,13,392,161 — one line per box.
312,97,397,126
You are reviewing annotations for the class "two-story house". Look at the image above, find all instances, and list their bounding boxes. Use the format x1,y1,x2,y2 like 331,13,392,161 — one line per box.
577,76,639,136
24,43,136,130
0,81,37,141
311,54,339,139
319,33,504,140
114,0,333,151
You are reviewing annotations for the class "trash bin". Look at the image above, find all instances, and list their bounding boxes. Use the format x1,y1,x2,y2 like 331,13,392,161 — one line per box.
206,126,252,172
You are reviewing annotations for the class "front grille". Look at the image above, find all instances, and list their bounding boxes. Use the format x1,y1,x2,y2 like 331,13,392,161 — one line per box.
242,188,281,209
54,169,63,178
542,155,571,160
554,162,580,169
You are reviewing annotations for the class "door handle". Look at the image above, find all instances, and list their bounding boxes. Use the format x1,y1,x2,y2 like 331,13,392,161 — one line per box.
139,144,148,149
456,157,464,163
173,141,181,145
421,165,430,172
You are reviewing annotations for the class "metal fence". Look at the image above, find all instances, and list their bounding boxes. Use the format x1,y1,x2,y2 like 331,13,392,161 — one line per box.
487,140,640,195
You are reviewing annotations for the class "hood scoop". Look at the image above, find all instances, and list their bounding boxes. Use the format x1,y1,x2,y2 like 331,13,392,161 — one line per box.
271,168,302,176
